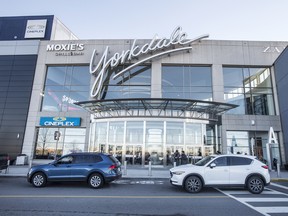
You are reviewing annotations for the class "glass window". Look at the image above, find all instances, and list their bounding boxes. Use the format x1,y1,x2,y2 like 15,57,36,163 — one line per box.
126,121,143,144
186,123,202,145
226,131,249,155
166,122,184,144
42,66,90,112
101,65,151,99
211,157,228,166
162,65,212,101
108,122,124,143
223,67,274,115
35,128,86,158
229,157,252,166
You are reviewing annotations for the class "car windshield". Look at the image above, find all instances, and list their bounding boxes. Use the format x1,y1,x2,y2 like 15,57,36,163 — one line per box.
195,156,215,166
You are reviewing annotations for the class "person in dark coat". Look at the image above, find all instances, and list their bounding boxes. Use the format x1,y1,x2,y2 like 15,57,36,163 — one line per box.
181,151,188,165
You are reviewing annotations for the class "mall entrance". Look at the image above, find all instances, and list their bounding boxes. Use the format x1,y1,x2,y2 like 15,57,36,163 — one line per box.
90,119,216,167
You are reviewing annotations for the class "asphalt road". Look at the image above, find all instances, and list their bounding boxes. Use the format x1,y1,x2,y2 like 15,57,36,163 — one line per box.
0,177,287,216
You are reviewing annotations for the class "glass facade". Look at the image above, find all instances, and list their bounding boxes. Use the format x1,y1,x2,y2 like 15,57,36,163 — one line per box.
223,67,275,115
90,119,214,166
162,65,213,101
41,66,90,112
100,65,151,99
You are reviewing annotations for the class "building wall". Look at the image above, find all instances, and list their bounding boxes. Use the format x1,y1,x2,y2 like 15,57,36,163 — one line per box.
0,41,39,161
274,48,288,163
0,15,54,40
22,38,288,162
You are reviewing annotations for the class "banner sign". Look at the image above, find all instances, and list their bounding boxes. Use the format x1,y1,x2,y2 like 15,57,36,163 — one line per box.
24,19,47,38
40,117,81,126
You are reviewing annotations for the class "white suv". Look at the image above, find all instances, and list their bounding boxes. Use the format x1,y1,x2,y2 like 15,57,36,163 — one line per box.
170,154,270,194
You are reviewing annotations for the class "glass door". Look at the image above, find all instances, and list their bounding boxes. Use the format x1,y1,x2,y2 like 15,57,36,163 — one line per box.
125,145,142,165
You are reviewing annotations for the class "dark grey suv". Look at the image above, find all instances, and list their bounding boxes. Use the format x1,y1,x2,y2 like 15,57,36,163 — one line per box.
27,152,122,188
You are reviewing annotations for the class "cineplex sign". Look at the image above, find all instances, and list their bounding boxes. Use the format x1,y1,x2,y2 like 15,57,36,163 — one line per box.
89,26,209,99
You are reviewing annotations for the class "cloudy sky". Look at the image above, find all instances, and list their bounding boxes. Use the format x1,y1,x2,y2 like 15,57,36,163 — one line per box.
2,0,288,41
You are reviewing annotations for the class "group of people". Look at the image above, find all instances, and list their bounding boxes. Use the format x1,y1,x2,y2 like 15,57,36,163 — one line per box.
171,150,188,166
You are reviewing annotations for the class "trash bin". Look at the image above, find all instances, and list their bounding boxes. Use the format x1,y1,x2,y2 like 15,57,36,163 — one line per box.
16,154,28,165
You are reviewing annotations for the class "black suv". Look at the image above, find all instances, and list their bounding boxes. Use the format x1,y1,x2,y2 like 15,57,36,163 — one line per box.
27,152,122,188
0,154,9,172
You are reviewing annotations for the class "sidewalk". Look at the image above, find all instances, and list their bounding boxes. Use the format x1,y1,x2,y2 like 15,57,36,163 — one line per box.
1,164,288,181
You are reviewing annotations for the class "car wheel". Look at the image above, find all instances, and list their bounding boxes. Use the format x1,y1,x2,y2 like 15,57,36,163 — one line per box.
88,173,104,189
31,172,47,187
247,176,264,194
184,176,202,193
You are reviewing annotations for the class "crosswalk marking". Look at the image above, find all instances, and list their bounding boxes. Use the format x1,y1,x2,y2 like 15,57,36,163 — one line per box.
218,188,288,216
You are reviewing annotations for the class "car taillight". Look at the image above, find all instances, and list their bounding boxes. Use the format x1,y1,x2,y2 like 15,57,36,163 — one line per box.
109,164,116,170
262,165,269,169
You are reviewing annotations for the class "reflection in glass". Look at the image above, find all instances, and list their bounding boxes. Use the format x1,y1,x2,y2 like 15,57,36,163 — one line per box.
162,65,212,101
223,67,274,115
146,121,164,165
35,128,86,158
42,66,90,112
101,65,151,99
126,121,143,144
108,122,124,143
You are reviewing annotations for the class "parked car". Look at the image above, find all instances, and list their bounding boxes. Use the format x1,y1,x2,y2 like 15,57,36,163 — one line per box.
0,154,9,172
170,154,270,194
27,152,122,188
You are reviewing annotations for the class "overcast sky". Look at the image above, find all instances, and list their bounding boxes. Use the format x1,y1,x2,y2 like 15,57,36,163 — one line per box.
2,0,288,41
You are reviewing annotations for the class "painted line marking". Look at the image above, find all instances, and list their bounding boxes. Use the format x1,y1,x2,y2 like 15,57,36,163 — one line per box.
0,195,228,199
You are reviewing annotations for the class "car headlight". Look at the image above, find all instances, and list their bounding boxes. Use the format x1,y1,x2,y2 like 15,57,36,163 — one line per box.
172,171,185,175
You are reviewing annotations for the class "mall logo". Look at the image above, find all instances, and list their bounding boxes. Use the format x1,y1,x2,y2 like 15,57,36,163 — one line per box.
89,26,209,99
24,19,47,38
40,117,81,126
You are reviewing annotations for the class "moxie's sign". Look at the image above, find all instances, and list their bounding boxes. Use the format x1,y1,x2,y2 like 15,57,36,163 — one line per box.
89,26,209,99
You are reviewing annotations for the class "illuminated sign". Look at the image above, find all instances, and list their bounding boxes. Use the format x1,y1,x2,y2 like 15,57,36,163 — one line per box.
24,19,47,38
89,26,209,99
46,43,85,56
40,117,81,126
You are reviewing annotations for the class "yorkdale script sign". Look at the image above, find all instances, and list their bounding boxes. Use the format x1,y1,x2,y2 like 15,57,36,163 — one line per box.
89,26,209,99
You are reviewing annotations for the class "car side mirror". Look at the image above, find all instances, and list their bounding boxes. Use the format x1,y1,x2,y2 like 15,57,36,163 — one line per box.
210,163,216,169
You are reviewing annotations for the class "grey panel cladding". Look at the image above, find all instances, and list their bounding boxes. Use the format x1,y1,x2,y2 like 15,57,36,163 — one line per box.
0,54,37,160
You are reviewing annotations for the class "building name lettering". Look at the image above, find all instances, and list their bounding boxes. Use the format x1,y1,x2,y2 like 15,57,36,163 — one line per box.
263,46,285,53
89,26,209,99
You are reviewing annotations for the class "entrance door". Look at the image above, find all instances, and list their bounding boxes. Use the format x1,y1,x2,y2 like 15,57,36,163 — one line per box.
108,144,123,163
125,145,142,165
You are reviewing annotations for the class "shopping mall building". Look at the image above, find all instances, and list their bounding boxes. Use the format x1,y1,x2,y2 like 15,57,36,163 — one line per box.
1,15,288,167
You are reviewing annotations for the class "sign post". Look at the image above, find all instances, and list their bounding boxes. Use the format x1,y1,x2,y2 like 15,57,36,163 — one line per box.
54,131,61,160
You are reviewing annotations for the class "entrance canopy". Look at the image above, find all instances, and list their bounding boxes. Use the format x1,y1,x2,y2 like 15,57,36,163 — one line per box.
75,98,237,121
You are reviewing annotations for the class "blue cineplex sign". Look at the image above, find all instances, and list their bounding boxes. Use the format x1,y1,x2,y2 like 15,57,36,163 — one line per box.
40,117,81,126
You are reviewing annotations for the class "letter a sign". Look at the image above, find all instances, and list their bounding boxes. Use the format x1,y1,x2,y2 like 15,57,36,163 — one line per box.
268,127,278,144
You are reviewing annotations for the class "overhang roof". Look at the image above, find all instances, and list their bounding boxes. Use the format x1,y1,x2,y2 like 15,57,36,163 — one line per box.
75,98,237,121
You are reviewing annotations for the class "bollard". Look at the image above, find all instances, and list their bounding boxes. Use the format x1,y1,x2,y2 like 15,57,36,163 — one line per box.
148,161,152,176
5,159,10,174
277,163,281,178
173,161,176,167
123,161,127,175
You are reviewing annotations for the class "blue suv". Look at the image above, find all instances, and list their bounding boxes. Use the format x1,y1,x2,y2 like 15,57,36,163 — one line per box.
27,152,122,188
